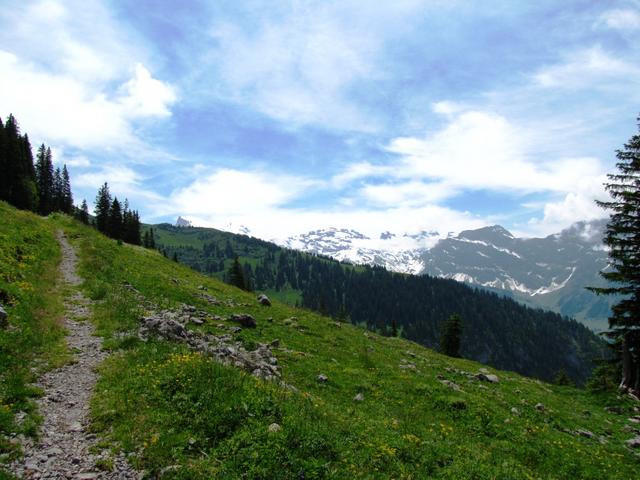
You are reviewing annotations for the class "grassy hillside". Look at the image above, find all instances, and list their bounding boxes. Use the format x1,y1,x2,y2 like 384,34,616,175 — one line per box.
29,214,637,479
0,202,68,467
147,223,605,385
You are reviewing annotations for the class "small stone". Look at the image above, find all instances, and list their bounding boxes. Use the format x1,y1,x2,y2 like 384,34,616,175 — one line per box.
353,393,365,402
317,374,328,383
475,373,499,383
625,436,640,448
268,423,282,433
439,379,461,392
511,407,520,415
230,326,242,333
269,339,280,348
190,318,204,325
535,403,545,412
74,473,100,479
0,304,7,328
230,314,257,328
68,421,83,432
257,294,272,306
577,429,594,438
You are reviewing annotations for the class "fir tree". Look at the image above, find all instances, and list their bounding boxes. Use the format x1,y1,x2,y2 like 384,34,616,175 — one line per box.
61,165,73,214
94,182,112,234
440,314,463,358
589,116,640,395
108,197,123,240
35,144,54,215
227,255,248,290
78,199,89,224
52,167,62,212
2,115,38,211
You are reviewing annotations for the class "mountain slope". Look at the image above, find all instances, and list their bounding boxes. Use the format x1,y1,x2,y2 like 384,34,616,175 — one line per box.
421,221,614,331
269,221,613,330
148,223,604,384
17,209,631,479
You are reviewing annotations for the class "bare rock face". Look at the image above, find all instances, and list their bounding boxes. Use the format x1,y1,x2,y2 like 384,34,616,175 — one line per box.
230,313,257,328
257,294,272,306
475,372,500,383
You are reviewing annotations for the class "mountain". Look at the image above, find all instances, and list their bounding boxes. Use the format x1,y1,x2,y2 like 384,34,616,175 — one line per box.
174,216,192,227
279,227,439,274
279,221,613,331
148,223,605,384
421,220,613,331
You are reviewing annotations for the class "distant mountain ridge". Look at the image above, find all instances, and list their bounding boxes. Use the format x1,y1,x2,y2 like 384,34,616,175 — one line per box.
278,220,613,330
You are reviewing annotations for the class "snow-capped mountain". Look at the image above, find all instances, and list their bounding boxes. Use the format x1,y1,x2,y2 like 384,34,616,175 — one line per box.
277,220,613,330
279,227,439,274
419,220,614,330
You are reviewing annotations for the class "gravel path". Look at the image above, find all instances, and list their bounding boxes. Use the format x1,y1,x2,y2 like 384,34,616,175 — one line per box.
9,231,139,480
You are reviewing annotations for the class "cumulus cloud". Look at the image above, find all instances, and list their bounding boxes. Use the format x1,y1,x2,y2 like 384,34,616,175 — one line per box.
0,0,176,150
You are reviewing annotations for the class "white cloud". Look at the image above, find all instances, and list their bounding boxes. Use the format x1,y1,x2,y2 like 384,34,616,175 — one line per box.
0,1,176,150
166,169,317,217
599,8,640,30
360,181,455,207
385,110,608,194
119,64,177,118
533,46,640,89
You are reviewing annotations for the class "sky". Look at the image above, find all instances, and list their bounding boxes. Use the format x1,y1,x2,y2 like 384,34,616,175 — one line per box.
1,0,639,241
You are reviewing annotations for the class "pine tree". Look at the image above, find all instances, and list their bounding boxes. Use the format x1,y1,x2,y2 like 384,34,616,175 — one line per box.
61,165,73,214
94,182,112,234
35,144,54,215
227,255,248,290
52,167,62,212
78,199,89,224
440,314,463,357
2,115,38,211
108,197,123,240
589,117,640,395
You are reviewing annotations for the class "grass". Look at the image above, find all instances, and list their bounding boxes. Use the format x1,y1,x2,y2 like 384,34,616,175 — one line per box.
0,202,68,470
50,212,640,479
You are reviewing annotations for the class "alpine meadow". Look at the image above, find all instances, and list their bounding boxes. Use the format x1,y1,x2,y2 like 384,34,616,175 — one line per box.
2,1,640,479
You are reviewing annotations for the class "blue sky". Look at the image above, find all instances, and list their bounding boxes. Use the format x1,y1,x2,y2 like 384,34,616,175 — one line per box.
1,0,639,240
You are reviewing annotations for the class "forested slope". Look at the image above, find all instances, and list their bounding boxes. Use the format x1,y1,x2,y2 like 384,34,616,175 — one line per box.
150,224,605,384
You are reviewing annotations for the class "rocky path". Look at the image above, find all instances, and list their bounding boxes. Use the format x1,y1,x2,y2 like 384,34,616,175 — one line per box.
10,232,138,480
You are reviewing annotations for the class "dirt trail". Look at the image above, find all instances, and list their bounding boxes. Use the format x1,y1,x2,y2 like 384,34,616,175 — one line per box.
10,231,138,479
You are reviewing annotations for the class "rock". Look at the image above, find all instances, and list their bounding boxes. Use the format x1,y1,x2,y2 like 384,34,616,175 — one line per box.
605,406,624,414
230,314,257,328
269,339,280,348
353,393,365,402
317,374,328,383
535,403,545,412
0,304,7,329
511,407,520,415
475,373,499,383
257,294,272,306
625,436,640,448
190,318,204,325
268,423,282,433
577,429,594,438
197,285,207,290
439,379,462,392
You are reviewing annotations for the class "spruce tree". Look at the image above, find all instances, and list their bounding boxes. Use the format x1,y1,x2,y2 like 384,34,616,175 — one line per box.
227,256,248,290
94,182,112,234
52,167,62,212
589,117,640,395
61,165,73,214
78,199,89,224
35,144,54,215
108,197,123,240
440,314,463,357
2,115,38,211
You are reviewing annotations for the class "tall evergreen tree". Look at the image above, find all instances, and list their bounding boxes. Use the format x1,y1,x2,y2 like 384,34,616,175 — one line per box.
0,117,8,201
61,165,73,214
589,117,640,395
78,199,90,224
52,167,63,212
35,144,54,215
2,115,38,210
227,255,248,290
440,314,463,358
108,197,123,240
94,182,112,234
